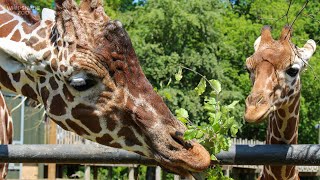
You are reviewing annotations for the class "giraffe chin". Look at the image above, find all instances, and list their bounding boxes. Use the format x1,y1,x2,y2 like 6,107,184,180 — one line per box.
151,139,211,177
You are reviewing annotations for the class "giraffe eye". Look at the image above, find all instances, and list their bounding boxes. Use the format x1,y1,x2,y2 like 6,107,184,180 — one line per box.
286,67,299,77
69,75,97,91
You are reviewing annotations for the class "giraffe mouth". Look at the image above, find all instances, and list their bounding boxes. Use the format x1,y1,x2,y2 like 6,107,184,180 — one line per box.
148,131,211,177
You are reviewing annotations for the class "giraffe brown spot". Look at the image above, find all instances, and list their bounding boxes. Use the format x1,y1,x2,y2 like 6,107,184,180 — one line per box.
28,36,39,45
10,30,21,42
118,127,143,146
277,108,286,118
133,151,145,156
64,50,68,59
58,52,63,62
33,41,47,51
63,85,74,102
40,86,49,107
51,58,58,71
96,134,113,145
0,20,18,38
50,94,67,116
42,51,52,61
12,73,20,82
0,13,13,25
49,77,59,90
57,40,63,47
69,56,76,65
66,119,90,136
288,89,294,97
269,166,283,179
289,96,299,114
71,104,102,133
21,22,33,34
270,136,285,144
45,20,52,25
44,65,53,74
37,28,46,38
109,143,122,149
0,67,16,92
60,65,67,72
25,73,34,82
40,77,46,84
36,70,46,76
53,48,59,56
55,75,61,81
105,114,117,132
21,84,38,101
284,117,298,141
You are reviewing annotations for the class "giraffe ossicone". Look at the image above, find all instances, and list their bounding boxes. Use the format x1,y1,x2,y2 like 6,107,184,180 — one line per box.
244,25,316,180
0,0,210,177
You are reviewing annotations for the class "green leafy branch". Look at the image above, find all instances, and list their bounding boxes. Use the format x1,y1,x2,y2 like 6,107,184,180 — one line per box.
174,66,241,179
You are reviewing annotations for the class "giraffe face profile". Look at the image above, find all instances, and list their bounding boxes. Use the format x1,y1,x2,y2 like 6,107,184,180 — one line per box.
0,0,210,176
244,26,316,123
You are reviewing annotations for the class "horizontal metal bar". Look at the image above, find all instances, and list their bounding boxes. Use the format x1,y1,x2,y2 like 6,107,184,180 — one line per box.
216,144,320,165
0,144,157,165
0,144,319,166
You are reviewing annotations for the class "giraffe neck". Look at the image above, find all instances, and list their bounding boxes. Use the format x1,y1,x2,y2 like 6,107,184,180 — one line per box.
262,93,300,180
0,92,13,179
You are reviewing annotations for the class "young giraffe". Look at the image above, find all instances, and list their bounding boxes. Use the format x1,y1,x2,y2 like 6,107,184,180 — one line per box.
244,26,316,180
0,0,210,177
0,92,13,179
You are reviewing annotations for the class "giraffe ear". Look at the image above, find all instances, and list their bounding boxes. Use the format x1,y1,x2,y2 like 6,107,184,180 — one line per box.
42,8,55,21
254,36,261,51
298,39,316,61
0,39,39,73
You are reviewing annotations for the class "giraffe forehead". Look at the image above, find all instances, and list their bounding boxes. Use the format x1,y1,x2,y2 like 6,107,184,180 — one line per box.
247,41,294,70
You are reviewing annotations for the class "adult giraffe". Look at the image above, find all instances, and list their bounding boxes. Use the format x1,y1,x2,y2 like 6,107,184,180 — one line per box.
0,0,210,177
0,93,13,179
244,25,316,180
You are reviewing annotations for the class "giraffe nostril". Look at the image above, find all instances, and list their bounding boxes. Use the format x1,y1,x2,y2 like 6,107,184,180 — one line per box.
171,131,193,149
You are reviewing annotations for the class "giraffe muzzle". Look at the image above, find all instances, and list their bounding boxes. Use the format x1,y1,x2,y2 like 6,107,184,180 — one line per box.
245,93,272,123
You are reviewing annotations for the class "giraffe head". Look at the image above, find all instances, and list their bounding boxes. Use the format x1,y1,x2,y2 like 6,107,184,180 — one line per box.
0,0,210,176
244,25,316,123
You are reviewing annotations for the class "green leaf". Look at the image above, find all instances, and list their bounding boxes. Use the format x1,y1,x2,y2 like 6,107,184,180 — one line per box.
175,68,183,82
175,108,189,123
210,154,217,160
196,131,205,139
230,124,239,137
226,101,239,109
184,129,197,140
209,79,221,94
195,78,207,96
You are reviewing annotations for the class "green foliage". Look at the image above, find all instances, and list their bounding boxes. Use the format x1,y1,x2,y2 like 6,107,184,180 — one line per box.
175,73,241,179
